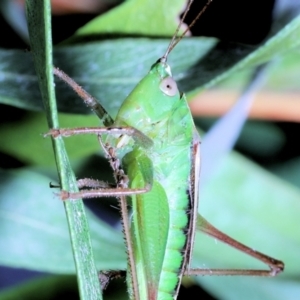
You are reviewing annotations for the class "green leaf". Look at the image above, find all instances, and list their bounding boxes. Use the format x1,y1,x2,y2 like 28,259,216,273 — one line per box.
198,119,286,157
71,0,187,38
0,168,125,273
192,151,300,300
1,15,300,114
270,157,300,189
0,274,129,300
0,38,216,114
0,112,101,166
196,277,300,300
25,0,103,298
0,275,77,300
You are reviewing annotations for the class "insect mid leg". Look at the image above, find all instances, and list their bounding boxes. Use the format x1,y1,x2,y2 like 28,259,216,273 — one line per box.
97,137,141,300
46,129,152,200
77,178,115,189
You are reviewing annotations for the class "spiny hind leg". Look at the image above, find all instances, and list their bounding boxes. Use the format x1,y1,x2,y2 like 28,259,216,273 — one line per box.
184,216,284,277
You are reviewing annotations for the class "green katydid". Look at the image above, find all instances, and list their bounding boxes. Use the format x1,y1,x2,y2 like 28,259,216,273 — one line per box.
46,0,284,299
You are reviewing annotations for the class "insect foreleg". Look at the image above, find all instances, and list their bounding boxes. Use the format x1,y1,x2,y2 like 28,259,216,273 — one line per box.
53,66,114,126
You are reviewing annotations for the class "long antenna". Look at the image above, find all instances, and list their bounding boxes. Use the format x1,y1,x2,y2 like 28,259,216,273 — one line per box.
161,0,213,62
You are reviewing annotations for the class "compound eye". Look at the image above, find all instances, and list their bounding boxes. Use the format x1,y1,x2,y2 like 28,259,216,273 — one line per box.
159,77,178,96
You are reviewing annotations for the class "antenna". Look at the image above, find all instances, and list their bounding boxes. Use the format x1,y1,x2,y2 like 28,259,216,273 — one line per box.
161,0,213,63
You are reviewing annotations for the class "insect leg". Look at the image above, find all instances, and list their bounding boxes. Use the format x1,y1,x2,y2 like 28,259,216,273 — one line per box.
45,126,153,148
77,178,115,189
53,66,152,148
99,270,127,290
98,137,140,300
53,66,114,126
184,216,284,276
45,127,152,200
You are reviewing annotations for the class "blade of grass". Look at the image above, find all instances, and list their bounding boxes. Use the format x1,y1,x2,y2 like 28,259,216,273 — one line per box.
25,0,102,299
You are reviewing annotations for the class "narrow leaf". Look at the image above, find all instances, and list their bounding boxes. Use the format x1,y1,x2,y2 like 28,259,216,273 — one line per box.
25,0,103,298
